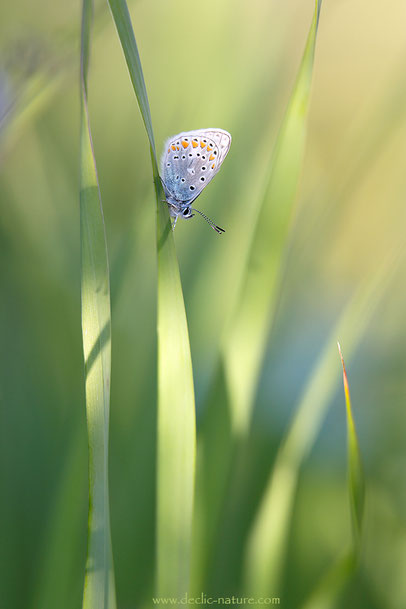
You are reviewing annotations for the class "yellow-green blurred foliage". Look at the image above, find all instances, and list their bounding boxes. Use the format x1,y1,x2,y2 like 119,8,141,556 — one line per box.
1,1,406,608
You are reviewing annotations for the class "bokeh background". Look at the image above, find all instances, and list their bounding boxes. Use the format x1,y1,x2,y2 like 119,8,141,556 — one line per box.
1,0,406,608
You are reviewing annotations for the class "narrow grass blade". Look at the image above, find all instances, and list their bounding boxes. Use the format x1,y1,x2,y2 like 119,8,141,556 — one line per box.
223,0,323,435
192,0,323,591
155,203,196,600
80,1,116,607
107,0,156,162
299,346,365,609
107,0,196,599
194,0,321,589
245,247,401,598
337,342,365,553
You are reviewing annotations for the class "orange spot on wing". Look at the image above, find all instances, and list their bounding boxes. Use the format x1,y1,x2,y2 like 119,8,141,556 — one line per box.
207,145,212,151
181,140,189,148
176,146,180,150
200,141,206,148
211,163,215,169
171,145,176,151
192,141,198,148
209,154,215,161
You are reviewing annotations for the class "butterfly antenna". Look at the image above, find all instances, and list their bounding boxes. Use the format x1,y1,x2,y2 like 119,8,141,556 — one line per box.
191,207,225,235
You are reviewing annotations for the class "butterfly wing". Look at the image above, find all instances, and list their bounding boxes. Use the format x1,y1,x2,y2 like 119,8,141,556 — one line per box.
161,128,231,204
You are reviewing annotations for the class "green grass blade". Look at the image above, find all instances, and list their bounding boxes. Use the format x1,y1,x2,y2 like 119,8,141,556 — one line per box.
155,228,196,599
107,0,196,599
300,346,365,609
80,1,116,608
192,2,323,590
107,0,156,163
245,248,401,598
223,0,323,435
338,343,365,553
155,201,196,599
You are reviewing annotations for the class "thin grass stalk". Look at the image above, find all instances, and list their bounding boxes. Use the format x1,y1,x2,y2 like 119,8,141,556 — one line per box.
299,347,366,609
245,247,401,598
80,0,116,607
107,0,196,600
338,343,365,555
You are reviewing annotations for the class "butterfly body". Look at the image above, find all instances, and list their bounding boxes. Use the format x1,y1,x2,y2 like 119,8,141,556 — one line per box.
160,128,231,233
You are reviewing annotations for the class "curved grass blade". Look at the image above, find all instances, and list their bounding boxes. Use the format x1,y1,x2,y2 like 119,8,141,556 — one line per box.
80,1,116,608
223,0,323,435
192,0,323,591
106,0,156,162
299,347,365,609
245,247,401,598
107,0,196,599
298,345,365,609
337,342,365,553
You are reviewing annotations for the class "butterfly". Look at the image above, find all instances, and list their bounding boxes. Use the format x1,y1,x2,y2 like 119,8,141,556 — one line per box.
160,128,232,234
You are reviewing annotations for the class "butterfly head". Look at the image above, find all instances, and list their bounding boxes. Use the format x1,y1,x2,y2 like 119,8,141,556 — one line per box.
165,197,225,234
180,206,194,220
165,195,195,221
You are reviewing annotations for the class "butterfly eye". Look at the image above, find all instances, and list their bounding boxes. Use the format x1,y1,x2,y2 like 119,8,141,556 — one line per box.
183,208,190,217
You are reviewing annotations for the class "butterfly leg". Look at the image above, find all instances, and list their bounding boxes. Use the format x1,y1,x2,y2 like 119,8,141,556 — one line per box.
172,216,178,231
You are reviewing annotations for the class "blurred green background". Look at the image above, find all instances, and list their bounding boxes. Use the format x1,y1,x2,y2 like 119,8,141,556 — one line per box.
1,0,406,608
